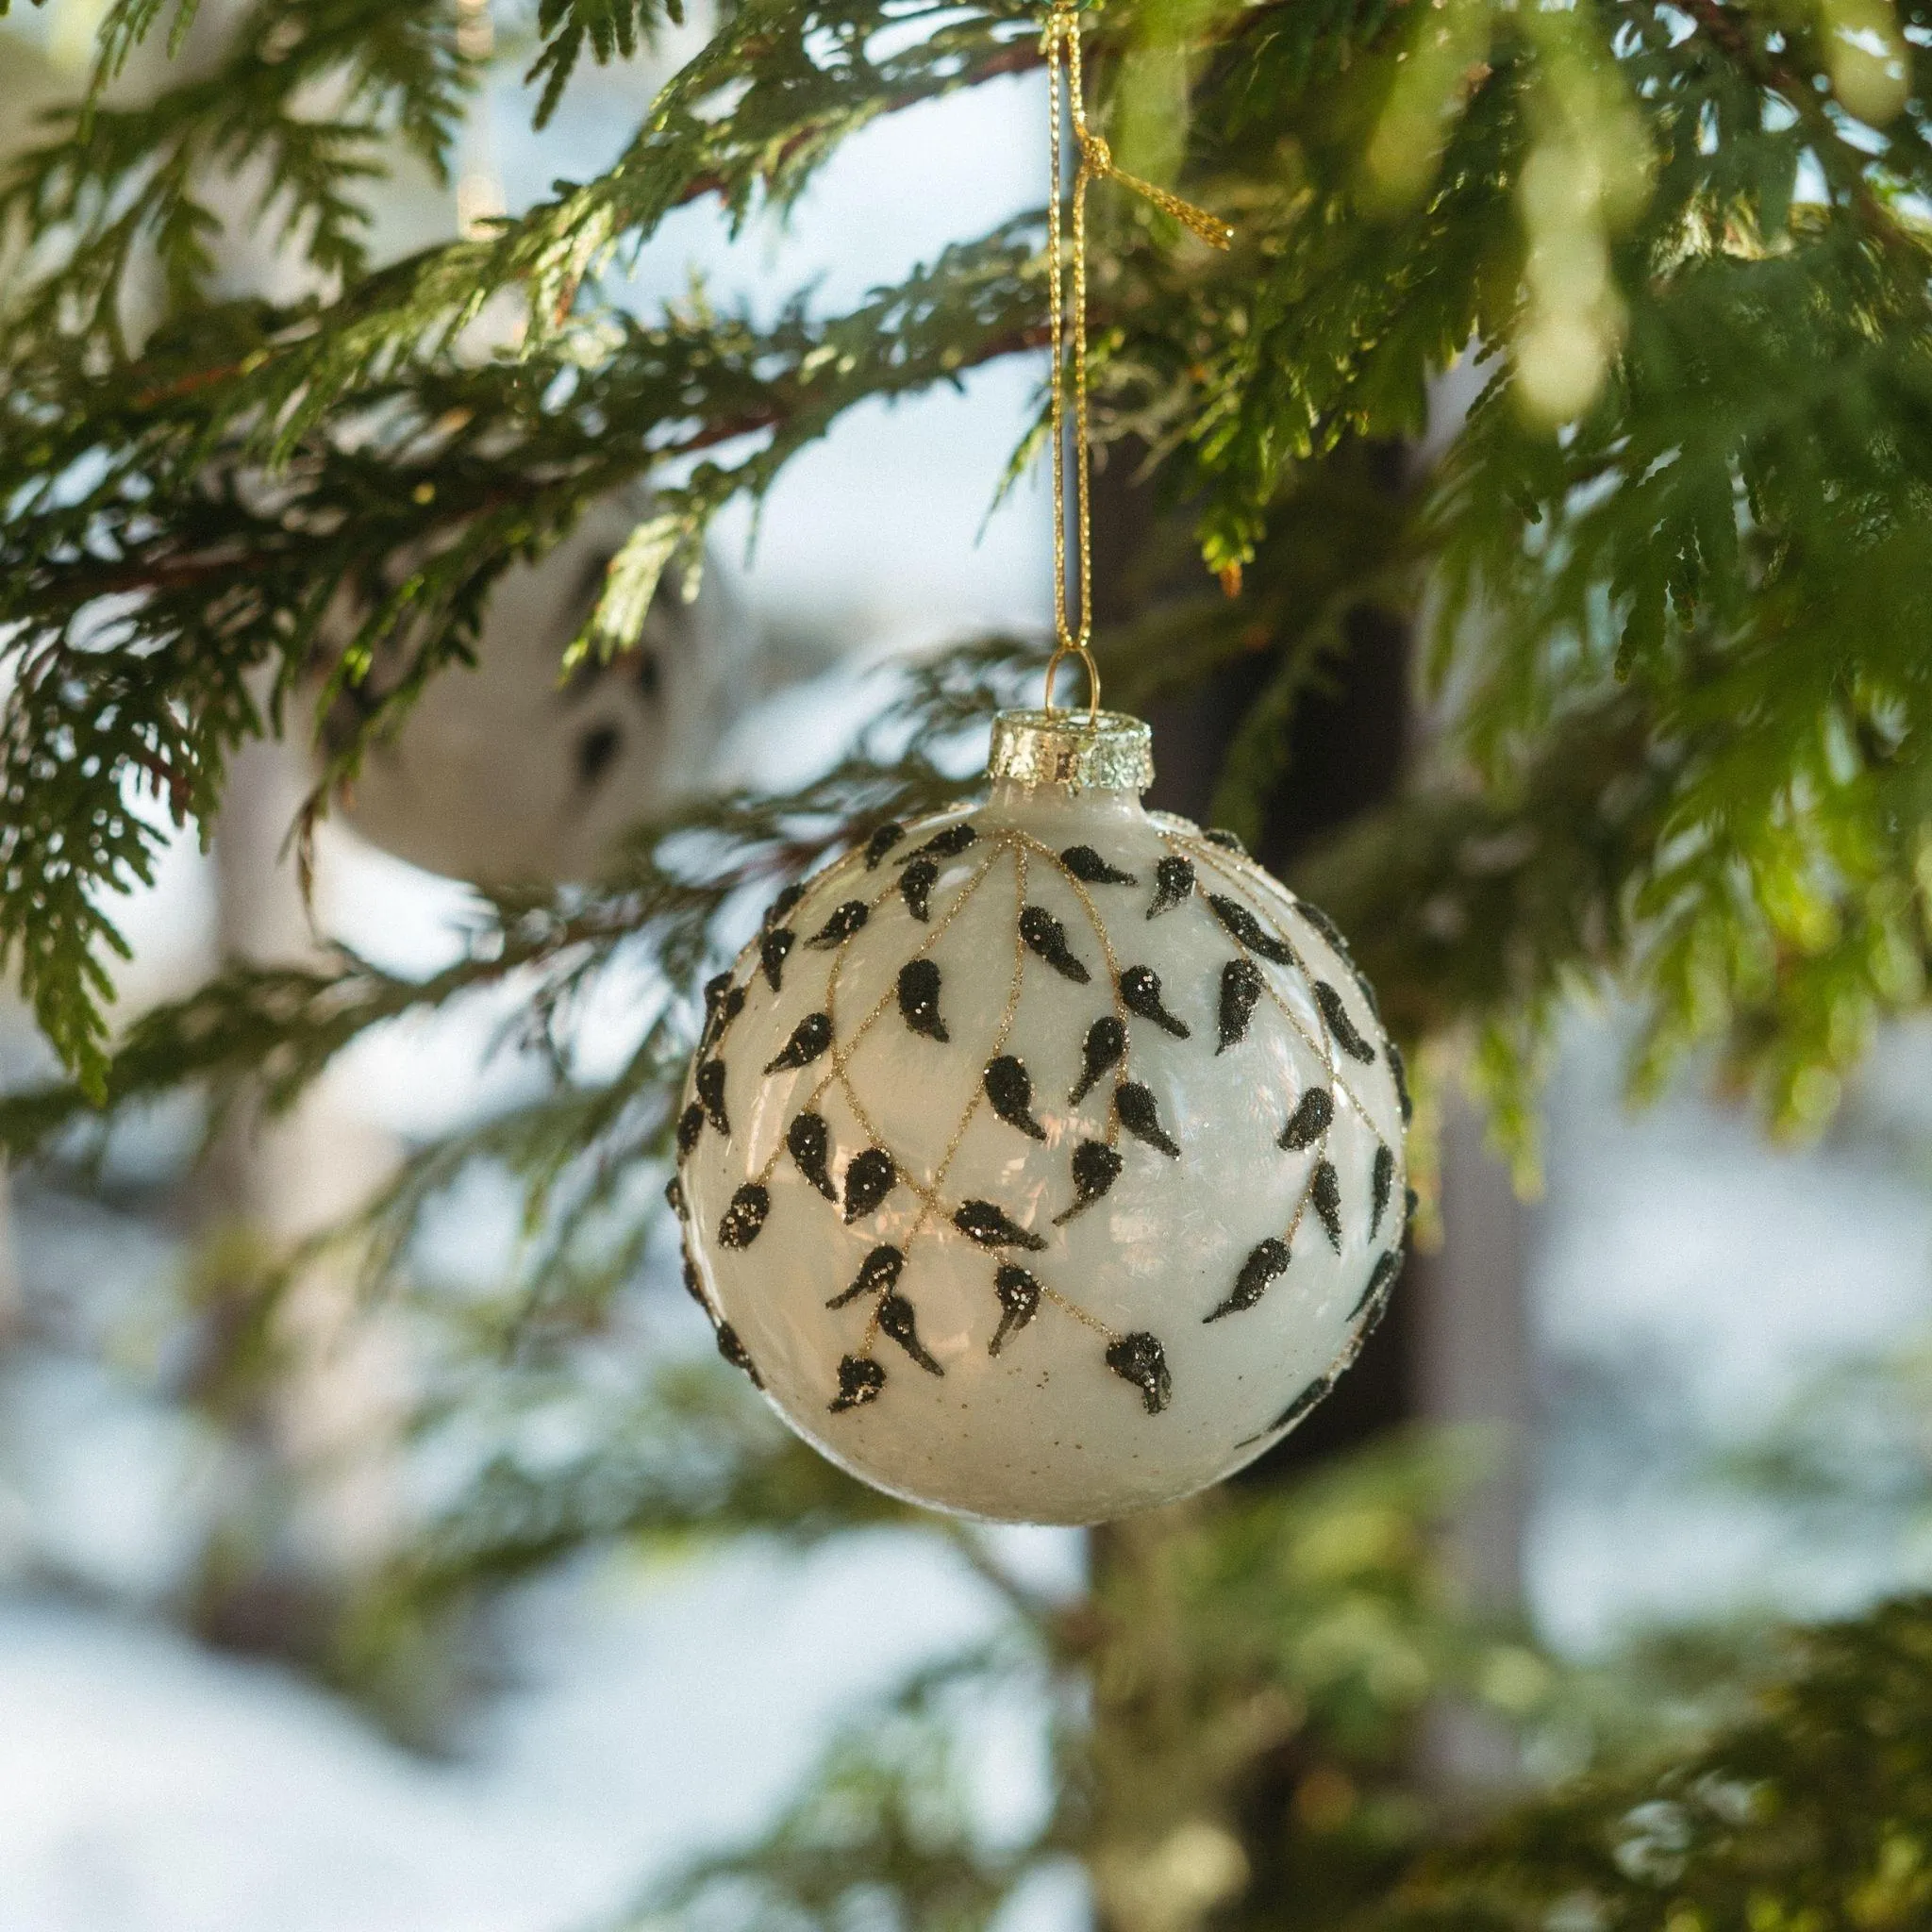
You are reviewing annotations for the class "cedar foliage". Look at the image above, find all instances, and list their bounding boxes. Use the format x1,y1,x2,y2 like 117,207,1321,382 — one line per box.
1,0,1930,1924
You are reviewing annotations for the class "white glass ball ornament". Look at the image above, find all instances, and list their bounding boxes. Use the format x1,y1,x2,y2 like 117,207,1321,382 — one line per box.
670,707,1412,1524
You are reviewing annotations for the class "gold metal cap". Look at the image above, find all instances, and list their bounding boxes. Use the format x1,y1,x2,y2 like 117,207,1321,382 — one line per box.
986,708,1155,795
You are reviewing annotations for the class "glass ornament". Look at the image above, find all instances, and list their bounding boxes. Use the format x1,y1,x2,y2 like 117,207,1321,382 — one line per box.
672,706,1412,1524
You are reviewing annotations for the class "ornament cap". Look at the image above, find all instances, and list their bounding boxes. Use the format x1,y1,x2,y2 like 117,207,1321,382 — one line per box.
987,708,1154,795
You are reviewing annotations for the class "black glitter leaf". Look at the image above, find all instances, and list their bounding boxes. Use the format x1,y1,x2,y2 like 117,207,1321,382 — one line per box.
718,1184,769,1250
1314,981,1376,1063
762,882,805,930
1106,1332,1172,1414
1278,1087,1334,1151
1405,1185,1420,1227
863,823,905,868
896,958,949,1041
1351,1249,1402,1323
1370,1144,1395,1238
990,1264,1042,1355
1054,1140,1122,1224
1389,1039,1413,1124
829,1355,885,1413
1019,905,1091,982
759,927,794,992
764,1011,833,1074
842,1147,898,1222
1261,1372,1333,1438
903,822,976,862
675,1101,706,1158
1116,1082,1180,1157
1146,856,1194,919
955,1200,1046,1251
1120,965,1191,1039
806,900,869,950
1206,894,1295,965
787,1110,838,1200
1060,844,1138,886
879,1293,944,1375
985,1056,1047,1140
1204,827,1249,857
1356,1254,1401,1341
715,1324,762,1387
829,1244,905,1308
696,1058,730,1134
679,1251,703,1303
1310,1160,1342,1251
1069,1015,1126,1105
901,858,939,923
698,976,744,1055
1217,958,1263,1053
1293,896,1355,965
1206,1237,1289,1322
665,1174,688,1223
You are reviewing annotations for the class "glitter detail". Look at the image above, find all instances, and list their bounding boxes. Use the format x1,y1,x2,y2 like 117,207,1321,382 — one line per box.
1120,964,1191,1039
830,1355,886,1412
1054,1140,1122,1224
1216,958,1262,1052
878,1293,944,1374
760,928,794,992
1278,1087,1334,1151
1261,1373,1332,1438
787,1110,838,1200
901,858,939,922
829,1244,904,1308
1060,845,1138,885
842,1147,898,1223
1116,1082,1179,1158
718,1184,770,1249
675,1102,706,1158
990,1265,1042,1355
897,958,949,1041
762,882,804,929
955,1200,1046,1251
1206,1237,1288,1322
1370,1145,1395,1238
1147,856,1194,919
1314,982,1376,1063
764,1011,833,1074
904,823,976,862
1351,1249,1401,1323
1069,1015,1126,1104
715,1324,762,1386
1106,1332,1172,1414
1206,894,1295,965
863,823,905,868
985,1056,1048,1141
1019,905,1091,982
1389,1039,1413,1124
1310,1160,1342,1251
665,1174,687,1223
806,901,870,950
986,708,1154,794
696,1058,730,1134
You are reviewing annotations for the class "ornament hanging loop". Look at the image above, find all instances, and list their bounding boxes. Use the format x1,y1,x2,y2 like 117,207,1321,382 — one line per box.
1043,641,1102,723
1041,0,1229,720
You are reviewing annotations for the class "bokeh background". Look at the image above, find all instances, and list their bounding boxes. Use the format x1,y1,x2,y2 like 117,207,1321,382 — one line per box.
2,4,1930,1927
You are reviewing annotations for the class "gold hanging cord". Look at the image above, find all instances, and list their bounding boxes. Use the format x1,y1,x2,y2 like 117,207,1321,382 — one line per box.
1042,0,1231,720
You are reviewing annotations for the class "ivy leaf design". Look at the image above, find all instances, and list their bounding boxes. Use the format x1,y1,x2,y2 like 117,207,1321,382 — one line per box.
1054,1139,1122,1224
1206,1237,1289,1321
902,823,975,862
696,1058,730,1133
675,1101,706,1158
764,1011,834,1074
878,1292,943,1374
901,858,939,923
1120,964,1191,1039
1310,1159,1342,1251
1069,1016,1126,1104
1217,958,1263,1052
806,901,870,950
990,1264,1042,1355
863,823,905,868
829,1356,886,1413
1116,1082,1180,1158
718,1184,770,1250
954,1200,1046,1251
1350,1249,1401,1323
714,1324,762,1386
1019,905,1091,982
1206,894,1295,966
829,1244,905,1308
897,958,949,1041
787,1110,838,1200
1370,1143,1394,1237
1314,982,1376,1063
762,884,805,931
1389,1038,1414,1124
1278,1087,1334,1151
759,927,794,992
1106,1332,1172,1414
842,1147,898,1222
1146,856,1194,919
985,1055,1047,1140
1060,844,1137,885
